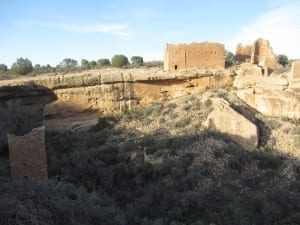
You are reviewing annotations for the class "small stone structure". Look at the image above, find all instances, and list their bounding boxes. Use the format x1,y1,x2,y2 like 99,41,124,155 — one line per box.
7,126,48,181
251,38,279,74
235,43,252,63
289,60,300,79
164,42,225,71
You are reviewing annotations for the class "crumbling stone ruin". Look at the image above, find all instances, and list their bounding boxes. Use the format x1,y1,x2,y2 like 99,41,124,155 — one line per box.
7,126,48,181
235,43,252,63
164,42,225,71
289,60,300,79
250,38,279,74
235,38,279,75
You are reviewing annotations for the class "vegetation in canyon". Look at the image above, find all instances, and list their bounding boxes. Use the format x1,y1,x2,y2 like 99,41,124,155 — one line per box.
0,88,299,225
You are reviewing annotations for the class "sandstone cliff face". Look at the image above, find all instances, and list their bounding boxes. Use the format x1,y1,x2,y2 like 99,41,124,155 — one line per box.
0,68,234,131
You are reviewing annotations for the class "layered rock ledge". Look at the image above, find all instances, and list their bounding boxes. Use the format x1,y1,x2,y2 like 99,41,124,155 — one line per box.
0,68,234,130
234,63,300,119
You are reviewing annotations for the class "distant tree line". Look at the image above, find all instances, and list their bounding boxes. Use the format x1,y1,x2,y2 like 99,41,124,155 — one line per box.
0,55,163,76
1,51,290,76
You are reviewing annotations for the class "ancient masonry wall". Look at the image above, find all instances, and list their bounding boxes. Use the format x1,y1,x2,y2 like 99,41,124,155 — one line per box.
164,42,225,72
7,126,48,181
235,43,252,63
290,60,300,79
251,38,279,71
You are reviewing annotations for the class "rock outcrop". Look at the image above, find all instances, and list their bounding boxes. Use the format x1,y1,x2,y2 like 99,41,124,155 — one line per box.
0,68,235,131
234,64,300,119
204,98,258,150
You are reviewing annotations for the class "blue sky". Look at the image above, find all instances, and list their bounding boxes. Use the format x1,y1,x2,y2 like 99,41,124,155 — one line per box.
0,0,299,67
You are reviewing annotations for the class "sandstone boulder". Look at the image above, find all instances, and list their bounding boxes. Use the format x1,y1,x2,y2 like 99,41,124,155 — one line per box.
204,98,258,150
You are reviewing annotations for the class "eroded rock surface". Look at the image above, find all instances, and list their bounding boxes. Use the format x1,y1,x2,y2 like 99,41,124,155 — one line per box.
234,64,300,119
204,98,258,150
0,68,234,131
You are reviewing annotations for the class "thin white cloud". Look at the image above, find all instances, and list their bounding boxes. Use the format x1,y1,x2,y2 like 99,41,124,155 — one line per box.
25,21,131,39
226,2,300,59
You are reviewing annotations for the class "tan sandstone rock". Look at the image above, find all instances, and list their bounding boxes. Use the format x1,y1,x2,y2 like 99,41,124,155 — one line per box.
255,77,289,91
0,68,234,131
233,63,262,89
204,98,258,150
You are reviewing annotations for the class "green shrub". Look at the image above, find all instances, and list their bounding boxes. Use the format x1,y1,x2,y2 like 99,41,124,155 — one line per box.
151,103,164,116
0,64,7,73
119,140,137,152
277,54,289,66
111,54,129,68
143,60,163,68
80,59,90,69
11,57,33,75
131,56,144,67
167,103,177,109
228,156,244,172
97,58,111,67
213,148,224,159
175,117,190,128
257,153,282,170
59,58,78,69
89,60,97,68
225,50,235,68
90,116,118,132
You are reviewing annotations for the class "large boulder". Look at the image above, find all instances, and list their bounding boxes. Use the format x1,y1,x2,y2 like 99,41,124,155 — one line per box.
204,98,258,150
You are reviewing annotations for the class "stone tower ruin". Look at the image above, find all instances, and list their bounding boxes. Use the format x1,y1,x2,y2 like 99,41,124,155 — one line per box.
289,60,300,79
164,42,225,72
7,126,48,181
250,38,279,73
